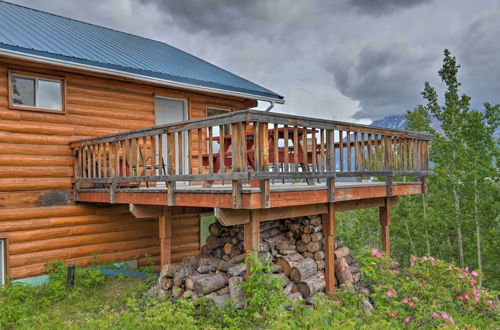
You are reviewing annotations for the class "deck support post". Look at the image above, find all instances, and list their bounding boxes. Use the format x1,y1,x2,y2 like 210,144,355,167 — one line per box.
159,206,172,268
322,202,336,294
243,210,260,276
379,197,391,256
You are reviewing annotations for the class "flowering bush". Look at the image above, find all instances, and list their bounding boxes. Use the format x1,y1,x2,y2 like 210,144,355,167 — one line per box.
358,248,499,328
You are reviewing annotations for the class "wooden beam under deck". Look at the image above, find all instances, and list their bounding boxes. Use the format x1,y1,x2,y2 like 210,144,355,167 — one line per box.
76,183,421,209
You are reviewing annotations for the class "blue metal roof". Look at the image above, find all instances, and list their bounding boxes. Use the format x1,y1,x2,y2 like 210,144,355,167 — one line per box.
0,1,284,102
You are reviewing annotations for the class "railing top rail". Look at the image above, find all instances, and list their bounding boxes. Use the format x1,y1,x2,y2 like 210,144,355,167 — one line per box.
69,109,433,147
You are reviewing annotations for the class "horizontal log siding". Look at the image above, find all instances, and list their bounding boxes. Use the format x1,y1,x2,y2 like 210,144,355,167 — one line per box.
0,57,254,279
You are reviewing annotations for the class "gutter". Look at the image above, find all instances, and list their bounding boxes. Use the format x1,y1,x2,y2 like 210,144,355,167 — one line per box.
0,48,285,105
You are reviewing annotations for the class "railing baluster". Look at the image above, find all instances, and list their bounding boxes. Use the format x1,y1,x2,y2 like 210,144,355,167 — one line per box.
273,124,279,174
302,126,308,174
178,131,184,175
362,133,366,171
354,131,359,171
312,128,317,173
339,130,344,171
167,133,175,176
254,121,261,171
284,125,289,172
241,122,247,171
347,131,352,171
208,126,214,174
157,134,163,175
367,133,372,171
293,126,299,172
320,129,325,173
197,128,203,175
219,125,225,174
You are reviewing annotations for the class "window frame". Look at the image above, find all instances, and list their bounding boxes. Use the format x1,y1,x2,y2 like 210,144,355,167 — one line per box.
0,236,7,286
8,70,66,114
206,106,232,137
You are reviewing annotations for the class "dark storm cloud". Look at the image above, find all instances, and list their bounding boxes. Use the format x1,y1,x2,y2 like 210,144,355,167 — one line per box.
7,0,500,122
458,9,500,106
325,44,438,119
138,0,276,35
347,0,432,15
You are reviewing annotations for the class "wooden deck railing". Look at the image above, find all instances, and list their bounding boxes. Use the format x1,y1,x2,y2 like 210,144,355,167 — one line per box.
70,110,432,208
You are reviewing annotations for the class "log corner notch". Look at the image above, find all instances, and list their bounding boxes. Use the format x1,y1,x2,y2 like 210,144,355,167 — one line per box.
321,203,336,294
379,197,391,256
159,207,173,268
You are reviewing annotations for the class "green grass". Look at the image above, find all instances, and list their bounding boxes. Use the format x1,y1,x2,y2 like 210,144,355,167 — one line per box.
1,250,498,329
200,214,216,245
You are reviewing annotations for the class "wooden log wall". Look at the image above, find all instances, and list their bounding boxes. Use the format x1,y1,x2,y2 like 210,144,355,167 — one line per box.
0,57,256,279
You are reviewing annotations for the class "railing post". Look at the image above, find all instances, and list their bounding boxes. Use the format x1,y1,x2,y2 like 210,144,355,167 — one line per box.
258,122,270,208
231,122,243,208
167,133,176,206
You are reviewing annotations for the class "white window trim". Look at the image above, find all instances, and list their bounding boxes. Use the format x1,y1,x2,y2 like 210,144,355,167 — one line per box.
11,73,63,111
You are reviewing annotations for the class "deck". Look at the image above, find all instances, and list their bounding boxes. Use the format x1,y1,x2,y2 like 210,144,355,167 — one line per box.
69,110,432,292
70,109,432,210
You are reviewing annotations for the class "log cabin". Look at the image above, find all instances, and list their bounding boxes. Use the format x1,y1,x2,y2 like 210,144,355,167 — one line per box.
0,1,431,292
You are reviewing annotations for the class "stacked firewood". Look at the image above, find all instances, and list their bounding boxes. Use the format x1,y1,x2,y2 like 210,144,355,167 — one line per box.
149,215,364,305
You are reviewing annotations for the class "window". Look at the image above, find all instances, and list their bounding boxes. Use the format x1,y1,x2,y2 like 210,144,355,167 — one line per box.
0,239,5,285
207,107,231,153
9,72,64,112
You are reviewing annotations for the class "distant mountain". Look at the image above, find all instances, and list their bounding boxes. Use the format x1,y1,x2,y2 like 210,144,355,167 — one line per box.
370,114,498,138
370,115,408,130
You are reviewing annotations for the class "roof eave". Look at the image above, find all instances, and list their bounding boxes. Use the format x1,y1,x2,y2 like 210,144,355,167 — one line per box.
0,47,285,104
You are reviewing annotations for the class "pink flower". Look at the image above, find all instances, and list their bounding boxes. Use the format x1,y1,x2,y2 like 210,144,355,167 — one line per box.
441,313,449,319
408,302,415,308
391,312,397,317
393,260,399,265
432,312,440,319
385,289,396,297
469,279,476,286
402,299,409,304
422,256,429,261
404,317,411,323
464,272,469,277
448,265,452,270
411,255,418,261
444,322,449,327
471,271,479,277
465,267,469,272
474,296,480,303
431,257,435,261
455,266,461,270
465,294,470,300
410,263,415,268
371,249,383,259
389,269,400,274
459,296,465,301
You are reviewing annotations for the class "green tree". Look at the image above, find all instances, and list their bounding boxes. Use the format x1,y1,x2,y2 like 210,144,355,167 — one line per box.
406,49,499,287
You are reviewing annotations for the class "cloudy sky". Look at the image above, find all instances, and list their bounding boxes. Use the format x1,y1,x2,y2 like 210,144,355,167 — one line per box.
9,0,500,123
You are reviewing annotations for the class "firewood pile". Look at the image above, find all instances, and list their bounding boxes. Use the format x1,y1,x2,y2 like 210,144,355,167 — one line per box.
148,215,364,306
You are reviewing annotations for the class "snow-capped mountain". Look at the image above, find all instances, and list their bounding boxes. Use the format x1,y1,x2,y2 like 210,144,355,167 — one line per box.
370,115,408,130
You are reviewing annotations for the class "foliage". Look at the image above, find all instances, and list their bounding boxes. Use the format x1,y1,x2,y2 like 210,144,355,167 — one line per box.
1,250,498,329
